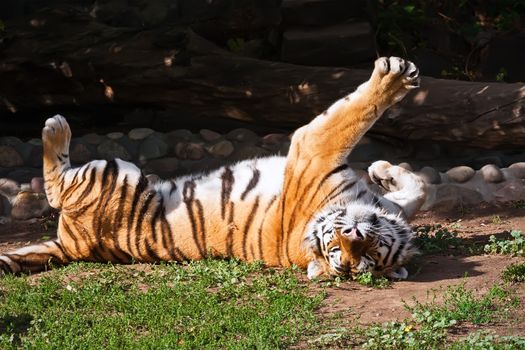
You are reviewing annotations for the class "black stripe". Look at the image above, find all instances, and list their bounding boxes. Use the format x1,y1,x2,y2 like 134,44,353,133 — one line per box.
241,196,260,260
195,199,207,256
135,191,156,260
183,180,205,257
150,196,164,244
220,167,234,220
0,259,13,274
384,238,396,265
77,167,98,202
391,242,405,265
126,174,149,254
240,169,260,200
257,195,278,261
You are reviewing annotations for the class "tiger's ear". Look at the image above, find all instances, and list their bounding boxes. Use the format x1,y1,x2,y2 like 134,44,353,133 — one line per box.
386,266,408,280
307,260,325,280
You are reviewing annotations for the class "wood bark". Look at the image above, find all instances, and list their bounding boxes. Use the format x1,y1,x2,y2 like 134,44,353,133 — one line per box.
1,9,524,148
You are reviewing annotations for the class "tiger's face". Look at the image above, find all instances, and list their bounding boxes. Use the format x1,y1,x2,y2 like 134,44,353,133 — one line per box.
304,203,417,280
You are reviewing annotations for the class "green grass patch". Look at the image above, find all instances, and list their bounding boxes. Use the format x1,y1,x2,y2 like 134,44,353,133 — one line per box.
353,283,521,350
354,272,391,289
485,230,525,256
0,260,324,349
502,263,525,283
415,224,463,254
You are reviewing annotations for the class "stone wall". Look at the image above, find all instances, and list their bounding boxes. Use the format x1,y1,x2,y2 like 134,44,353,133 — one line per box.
0,126,524,222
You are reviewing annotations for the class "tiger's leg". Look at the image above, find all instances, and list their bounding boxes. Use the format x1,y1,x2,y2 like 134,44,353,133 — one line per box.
368,160,426,219
0,240,70,274
279,57,419,266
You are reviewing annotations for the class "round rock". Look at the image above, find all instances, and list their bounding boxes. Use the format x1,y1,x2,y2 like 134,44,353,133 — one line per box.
83,133,103,145
508,162,525,179
226,128,259,143
446,166,475,183
262,133,289,146
207,140,234,158
0,136,22,146
138,136,168,162
31,177,45,194
129,128,155,141
97,140,131,161
28,138,43,146
70,143,92,164
480,164,504,183
0,178,21,198
199,129,222,142
166,129,194,144
418,166,441,184
107,132,124,140
398,162,413,171
145,157,179,178
174,142,206,160
27,145,43,168
0,146,24,168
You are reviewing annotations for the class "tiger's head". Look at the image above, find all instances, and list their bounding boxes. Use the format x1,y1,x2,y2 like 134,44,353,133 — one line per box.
303,202,417,280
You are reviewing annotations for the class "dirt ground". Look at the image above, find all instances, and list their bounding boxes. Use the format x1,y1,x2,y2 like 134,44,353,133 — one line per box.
0,203,524,336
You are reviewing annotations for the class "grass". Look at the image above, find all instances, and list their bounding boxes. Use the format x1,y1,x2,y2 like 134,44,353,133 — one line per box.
502,263,525,283
415,224,463,254
484,230,525,256
0,259,324,349
354,272,391,289
358,282,521,350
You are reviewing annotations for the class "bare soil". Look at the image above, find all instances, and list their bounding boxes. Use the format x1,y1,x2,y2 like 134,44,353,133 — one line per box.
0,203,524,337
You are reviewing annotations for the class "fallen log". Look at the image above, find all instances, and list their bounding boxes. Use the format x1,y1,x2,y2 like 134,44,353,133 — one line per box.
1,8,524,149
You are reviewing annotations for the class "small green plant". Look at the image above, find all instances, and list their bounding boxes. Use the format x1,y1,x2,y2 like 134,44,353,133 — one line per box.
512,200,525,209
415,224,463,254
449,332,525,349
502,263,525,283
495,68,508,82
354,272,391,289
485,230,525,256
491,215,504,225
407,283,515,325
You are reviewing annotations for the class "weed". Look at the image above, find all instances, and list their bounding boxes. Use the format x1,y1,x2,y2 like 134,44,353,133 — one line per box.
502,263,525,283
491,215,504,225
512,200,525,209
415,224,463,254
449,332,525,349
359,283,519,349
484,230,525,256
354,272,391,289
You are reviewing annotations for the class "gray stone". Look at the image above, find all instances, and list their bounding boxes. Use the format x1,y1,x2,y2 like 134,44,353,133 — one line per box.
0,178,20,199
70,142,92,164
480,164,504,183
508,162,525,179
262,133,289,146
493,179,525,202
129,128,155,141
199,129,222,142
281,22,374,66
83,133,103,145
107,132,124,140
14,142,34,162
97,140,131,161
11,192,51,220
432,184,483,210
0,136,22,146
180,159,224,174
145,157,179,178
28,138,43,146
207,140,234,158
226,128,259,143
398,162,413,171
138,135,168,162
413,143,441,161
0,146,24,168
7,168,42,183
446,166,475,183
31,177,45,194
418,166,441,185
232,146,270,160
166,129,194,144
27,145,43,168
0,195,9,216
174,142,206,160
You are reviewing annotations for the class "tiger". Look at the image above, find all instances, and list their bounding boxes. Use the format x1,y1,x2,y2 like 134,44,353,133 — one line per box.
0,56,425,280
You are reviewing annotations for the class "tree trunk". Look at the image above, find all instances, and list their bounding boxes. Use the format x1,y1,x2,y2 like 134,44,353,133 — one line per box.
1,9,524,148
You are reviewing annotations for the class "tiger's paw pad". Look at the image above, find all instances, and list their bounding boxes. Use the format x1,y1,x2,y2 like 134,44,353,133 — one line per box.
368,160,397,192
374,56,420,90
42,115,71,151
